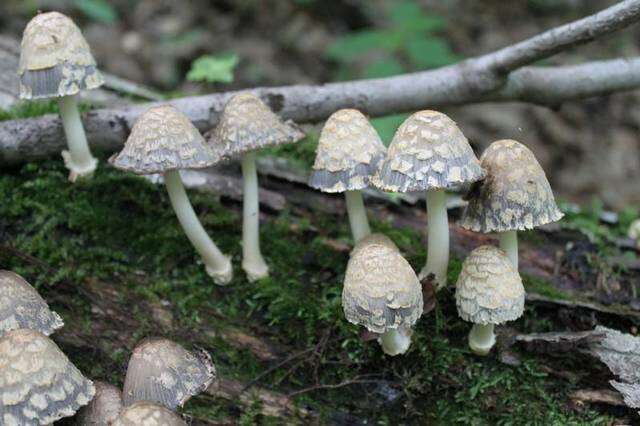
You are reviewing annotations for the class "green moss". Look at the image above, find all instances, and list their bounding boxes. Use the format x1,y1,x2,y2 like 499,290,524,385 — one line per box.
0,100,93,121
524,275,570,300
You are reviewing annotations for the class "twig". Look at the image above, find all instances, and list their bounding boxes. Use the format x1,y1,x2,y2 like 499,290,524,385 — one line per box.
287,375,384,398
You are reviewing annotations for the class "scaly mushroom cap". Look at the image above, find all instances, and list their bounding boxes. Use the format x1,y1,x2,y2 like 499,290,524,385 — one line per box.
122,338,216,410
76,381,123,426
112,401,186,426
343,238,423,334
460,139,563,233
308,109,386,193
110,105,216,174
350,233,398,258
0,329,95,426
18,12,103,99
0,270,64,337
372,110,485,192
455,245,525,325
207,92,305,161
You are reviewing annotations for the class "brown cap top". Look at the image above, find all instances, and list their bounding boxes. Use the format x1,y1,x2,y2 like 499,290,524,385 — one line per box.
308,109,386,193
460,139,563,233
76,381,123,426
122,338,216,410
110,105,216,174
0,270,64,337
455,245,525,325
0,328,95,425
207,93,304,161
18,12,103,99
342,238,423,333
112,401,186,426
372,110,485,192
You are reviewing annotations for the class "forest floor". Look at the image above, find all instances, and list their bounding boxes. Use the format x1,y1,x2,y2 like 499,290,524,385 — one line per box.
1,139,639,424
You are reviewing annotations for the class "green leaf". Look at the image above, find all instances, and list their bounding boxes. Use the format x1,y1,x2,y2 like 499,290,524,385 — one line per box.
405,38,458,69
186,53,239,84
74,0,118,24
389,1,445,33
326,30,395,62
371,113,409,145
364,57,405,79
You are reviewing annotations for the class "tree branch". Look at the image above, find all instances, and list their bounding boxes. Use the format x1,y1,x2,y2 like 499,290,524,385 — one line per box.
1,0,640,165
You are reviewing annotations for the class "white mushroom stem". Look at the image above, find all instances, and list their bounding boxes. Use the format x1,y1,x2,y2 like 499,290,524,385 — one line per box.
420,189,449,290
499,230,518,268
164,169,232,285
378,326,412,356
344,190,371,243
241,152,269,282
468,323,496,356
58,95,98,182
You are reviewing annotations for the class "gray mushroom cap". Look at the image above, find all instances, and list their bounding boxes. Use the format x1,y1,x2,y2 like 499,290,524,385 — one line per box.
460,139,563,233
342,237,423,334
455,245,525,325
308,109,386,193
76,381,123,426
0,270,63,337
122,338,216,410
206,92,305,161
18,12,103,100
112,401,186,426
350,233,398,257
372,110,485,193
109,105,216,174
0,328,95,426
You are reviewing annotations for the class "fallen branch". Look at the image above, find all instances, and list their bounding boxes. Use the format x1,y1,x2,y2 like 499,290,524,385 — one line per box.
2,1,640,164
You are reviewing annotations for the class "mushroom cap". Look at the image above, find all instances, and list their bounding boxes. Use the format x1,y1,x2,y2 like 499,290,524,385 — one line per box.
0,270,64,337
0,328,95,426
308,109,386,193
76,381,123,426
349,233,398,257
122,338,216,410
372,110,485,192
628,219,640,241
18,12,103,99
206,92,305,161
455,245,525,325
109,105,216,174
342,238,423,333
460,139,563,233
112,401,186,426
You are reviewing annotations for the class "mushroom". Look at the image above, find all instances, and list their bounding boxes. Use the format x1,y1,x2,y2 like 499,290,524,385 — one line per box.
122,337,216,410
460,139,563,268
342,234,423,355
77,381,123,426
110,105,232,285
0,270,63,337
207,93,305,282
308,109,386,243
0,328,95,425
112,401,186,426
18,12,103,182
455,245,525,356
628,219,640,248
372,110,485,289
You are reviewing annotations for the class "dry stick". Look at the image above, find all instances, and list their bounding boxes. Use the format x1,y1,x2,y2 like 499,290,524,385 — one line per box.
2,0,640,165
287,376,384,398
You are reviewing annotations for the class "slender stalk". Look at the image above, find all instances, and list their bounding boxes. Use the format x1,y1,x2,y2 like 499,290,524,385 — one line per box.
241,152,269,282
420,189,449,290
58,95,98,182
344,190,371,243
164,169,232,285
499,230,518,269
378,327,412,356
468,323,496,356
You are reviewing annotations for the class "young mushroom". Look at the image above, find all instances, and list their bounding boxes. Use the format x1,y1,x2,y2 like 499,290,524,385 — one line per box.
112,401,186,426
460,139,563,268
18,12,104,182
0,328,95,425
308,109,386,243
0,270,63,337
628,219,640,248
110,105,232,285
77,381,123,426
373,110,485,289
207,93,305,282
122,337,216,410
343,234,423,356
455,245,525,356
